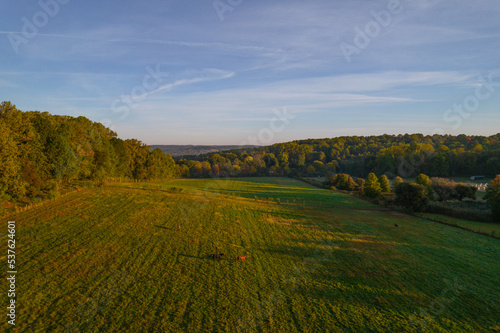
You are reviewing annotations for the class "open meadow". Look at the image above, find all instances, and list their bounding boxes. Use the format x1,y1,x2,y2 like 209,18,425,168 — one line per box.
1,178,499,332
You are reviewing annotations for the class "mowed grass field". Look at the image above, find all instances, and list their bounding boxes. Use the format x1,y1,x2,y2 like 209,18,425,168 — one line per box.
1,178,499,332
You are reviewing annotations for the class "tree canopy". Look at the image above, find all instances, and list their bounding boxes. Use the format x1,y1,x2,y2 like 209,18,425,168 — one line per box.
485,175,500,221
177,132,500,179
0,102,177,202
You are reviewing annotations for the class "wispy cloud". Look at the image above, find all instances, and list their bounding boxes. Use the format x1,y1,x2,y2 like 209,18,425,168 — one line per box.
0,79,18,88
127,71,467,124
0,30,284,53
145,69,235,97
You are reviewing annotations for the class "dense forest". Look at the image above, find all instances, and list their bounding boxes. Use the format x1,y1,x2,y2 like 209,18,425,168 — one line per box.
0,102,176,203
179,133,500,179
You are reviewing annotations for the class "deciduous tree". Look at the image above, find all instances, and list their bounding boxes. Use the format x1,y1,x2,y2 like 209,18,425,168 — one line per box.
485,175,500,221
431,177,456,201
365,173,382,198
416,173,433,198
395,182,429,212
379,175,390,193
455,184,477,201
391,176,403,192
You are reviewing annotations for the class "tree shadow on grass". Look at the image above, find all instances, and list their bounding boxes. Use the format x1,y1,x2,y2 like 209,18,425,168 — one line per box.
178,254,231,262
154,225,176,231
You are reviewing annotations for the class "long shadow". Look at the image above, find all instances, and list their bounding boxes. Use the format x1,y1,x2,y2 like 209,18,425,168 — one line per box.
178,254,231,262
154,225,175,231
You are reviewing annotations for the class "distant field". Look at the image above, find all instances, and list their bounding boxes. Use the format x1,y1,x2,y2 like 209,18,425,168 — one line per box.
150,145,258,156
1,178,499,332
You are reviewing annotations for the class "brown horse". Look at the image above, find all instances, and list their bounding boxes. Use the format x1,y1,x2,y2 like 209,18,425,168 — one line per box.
236,255,248,262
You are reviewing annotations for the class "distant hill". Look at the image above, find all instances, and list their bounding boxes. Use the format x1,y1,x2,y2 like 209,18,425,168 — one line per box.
174,133,500,179
150,145,258,157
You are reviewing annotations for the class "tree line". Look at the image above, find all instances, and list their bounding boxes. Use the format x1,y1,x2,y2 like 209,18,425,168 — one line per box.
0,102,176,203
178,133,500,179
324,172,499,221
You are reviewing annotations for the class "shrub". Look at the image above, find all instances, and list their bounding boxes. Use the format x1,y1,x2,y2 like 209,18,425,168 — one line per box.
427,200,492,223
391,176,404,192
95,179,105,187
345,176,357,191
327,173,356,191
455,184,477,201
167,187,183,193
395,182,429,212
356,178,365,195
431,177,457,201
0,201,6,216
485,175,500,221
80,180,96,188
42,180,60,199
336,174,350,189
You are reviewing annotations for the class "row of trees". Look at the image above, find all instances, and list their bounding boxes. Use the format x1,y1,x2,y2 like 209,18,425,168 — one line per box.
324,171,499,219
181,133,500,179
0,102,176,202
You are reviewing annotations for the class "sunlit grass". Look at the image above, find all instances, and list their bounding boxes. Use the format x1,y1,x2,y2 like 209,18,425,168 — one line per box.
0,178,498,332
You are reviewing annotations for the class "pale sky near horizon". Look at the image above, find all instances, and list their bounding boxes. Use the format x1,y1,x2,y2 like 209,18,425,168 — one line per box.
1,0,499,145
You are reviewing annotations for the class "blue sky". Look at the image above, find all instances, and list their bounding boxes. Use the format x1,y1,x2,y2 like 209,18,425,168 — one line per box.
1,0,499,145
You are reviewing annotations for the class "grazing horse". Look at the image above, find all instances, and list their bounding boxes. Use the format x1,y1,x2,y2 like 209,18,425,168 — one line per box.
236,255,248,262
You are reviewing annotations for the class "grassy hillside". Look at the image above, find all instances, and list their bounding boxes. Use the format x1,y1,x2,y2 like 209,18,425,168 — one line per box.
1,178,498,332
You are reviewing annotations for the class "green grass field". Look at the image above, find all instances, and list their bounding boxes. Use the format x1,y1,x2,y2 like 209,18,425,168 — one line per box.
416,212,500,236
1,178,499,332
